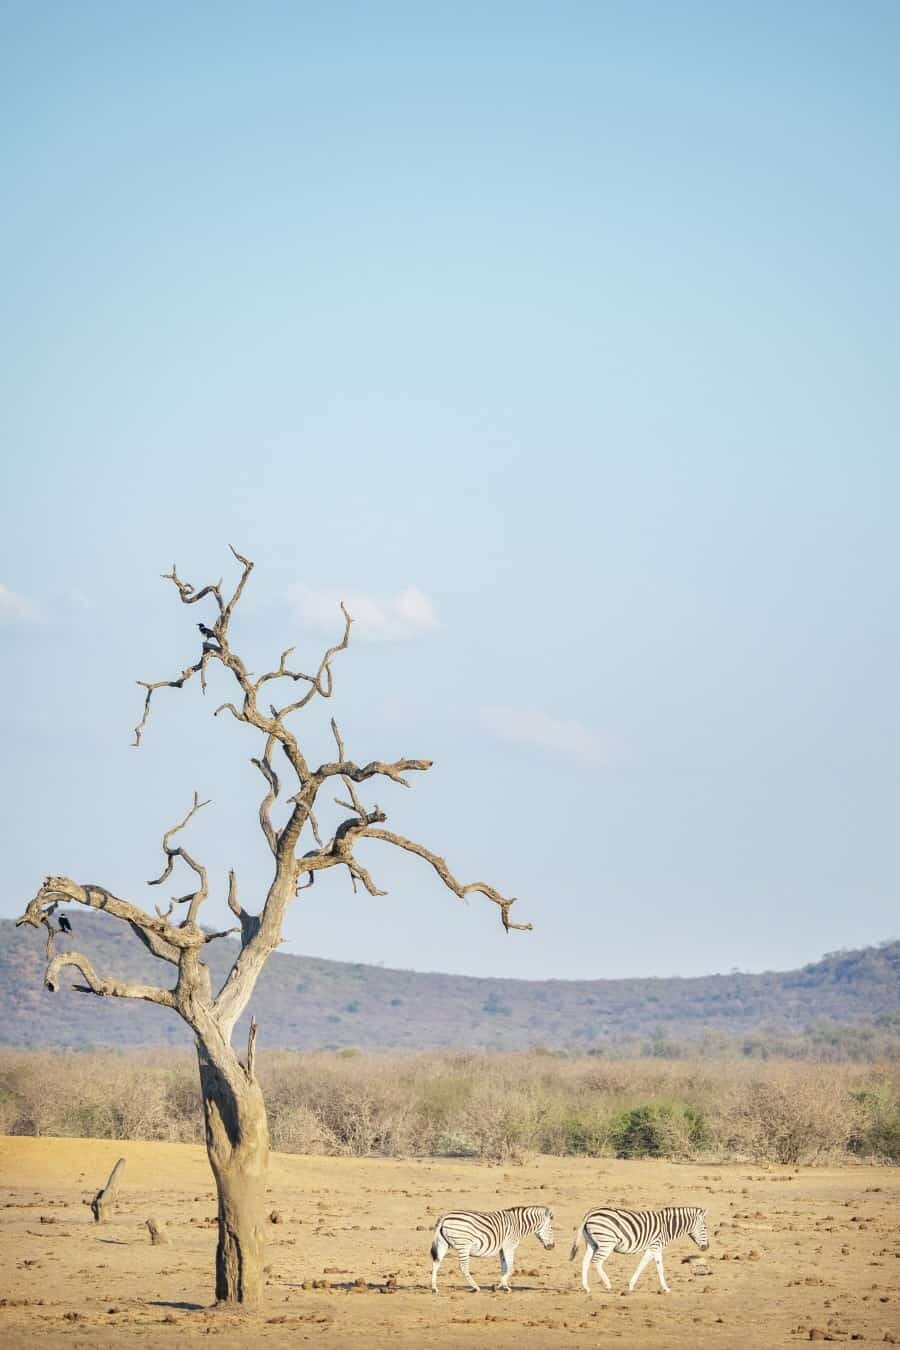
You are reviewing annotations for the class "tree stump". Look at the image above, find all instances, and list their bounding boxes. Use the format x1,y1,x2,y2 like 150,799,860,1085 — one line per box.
90,1157,126,1223
146,1217,169,1245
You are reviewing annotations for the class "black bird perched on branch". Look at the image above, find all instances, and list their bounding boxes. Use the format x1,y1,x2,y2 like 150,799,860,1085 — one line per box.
197,623,218,641
58,913,72,933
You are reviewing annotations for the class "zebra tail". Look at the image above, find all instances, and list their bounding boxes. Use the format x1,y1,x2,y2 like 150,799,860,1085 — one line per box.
569,1225,583,1261
430,1221,443,1262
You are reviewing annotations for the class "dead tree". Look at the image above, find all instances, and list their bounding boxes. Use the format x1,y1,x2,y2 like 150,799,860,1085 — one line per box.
90,1157,126,1222
16,548,531,1306
146,1217,169,1245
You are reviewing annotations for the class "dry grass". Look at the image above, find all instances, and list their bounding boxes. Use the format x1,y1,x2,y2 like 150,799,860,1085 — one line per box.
2,1049,898,1166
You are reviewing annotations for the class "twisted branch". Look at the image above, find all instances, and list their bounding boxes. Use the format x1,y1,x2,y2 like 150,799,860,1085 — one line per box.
226,870,258,944
269,603,352,719
251,736,280,854
147,792,210,923
305,756,432,796
361,827,533,932
133,551,348,785
44,951,175,1007
17,879,207,951
330,719,366,817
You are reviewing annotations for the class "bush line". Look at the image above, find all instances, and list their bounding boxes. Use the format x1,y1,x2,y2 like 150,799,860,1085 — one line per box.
1,1049,897,1166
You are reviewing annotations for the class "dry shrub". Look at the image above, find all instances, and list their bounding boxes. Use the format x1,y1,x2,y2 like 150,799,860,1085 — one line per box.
260,1052,417,1156
714,1067,865,1163
1,1049,896,1165
268,1103,343,1155
456,1081,536,1163
0,1050,201,1143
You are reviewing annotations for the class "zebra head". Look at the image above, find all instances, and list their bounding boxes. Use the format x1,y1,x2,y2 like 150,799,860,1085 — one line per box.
536,1207,555,1249
689,1208,709,1250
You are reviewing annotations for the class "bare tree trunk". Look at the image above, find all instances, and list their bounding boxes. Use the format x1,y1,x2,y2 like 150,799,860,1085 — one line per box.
197,1043,269,1306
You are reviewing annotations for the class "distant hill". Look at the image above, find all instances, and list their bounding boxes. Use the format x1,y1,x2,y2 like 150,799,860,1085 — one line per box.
0,915,897,1052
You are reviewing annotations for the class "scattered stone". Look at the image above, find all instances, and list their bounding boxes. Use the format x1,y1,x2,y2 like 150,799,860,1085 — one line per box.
269,1210,284,1224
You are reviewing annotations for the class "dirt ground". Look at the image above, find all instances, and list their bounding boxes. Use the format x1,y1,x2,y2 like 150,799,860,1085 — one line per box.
0,1137,897,1349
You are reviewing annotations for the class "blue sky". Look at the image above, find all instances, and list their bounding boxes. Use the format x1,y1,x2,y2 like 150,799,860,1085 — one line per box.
1,2,897,980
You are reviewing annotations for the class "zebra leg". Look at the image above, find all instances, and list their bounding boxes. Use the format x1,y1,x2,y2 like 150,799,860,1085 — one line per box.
626,1247,654,1293
459,1248,480,1293
497,1242,517,1291
652,1245,671,1293
593,1242,614,1292
581,1236,596,1293
431,1233,449,1294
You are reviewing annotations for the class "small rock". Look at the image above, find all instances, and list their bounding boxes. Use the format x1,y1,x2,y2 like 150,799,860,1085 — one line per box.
269,1210,284,1224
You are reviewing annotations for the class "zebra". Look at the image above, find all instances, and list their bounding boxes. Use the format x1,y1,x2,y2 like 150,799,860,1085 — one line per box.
570,1206,709,1294
430,1205,555,1293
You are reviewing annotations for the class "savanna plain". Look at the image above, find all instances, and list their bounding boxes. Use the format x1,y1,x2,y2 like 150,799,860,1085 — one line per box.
1,1052,898,1349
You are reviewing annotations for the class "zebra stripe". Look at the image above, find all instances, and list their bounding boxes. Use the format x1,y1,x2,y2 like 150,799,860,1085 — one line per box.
570,1206,709,1294
430,1205,555,1293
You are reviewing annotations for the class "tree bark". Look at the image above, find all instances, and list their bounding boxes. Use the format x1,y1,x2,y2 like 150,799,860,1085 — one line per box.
197,1042,269,1306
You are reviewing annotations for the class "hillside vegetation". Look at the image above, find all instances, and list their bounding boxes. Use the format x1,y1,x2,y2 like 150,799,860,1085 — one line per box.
1,916,897,1054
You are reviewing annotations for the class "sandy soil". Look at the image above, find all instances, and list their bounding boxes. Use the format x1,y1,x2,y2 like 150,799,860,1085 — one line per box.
0,1136,897,1348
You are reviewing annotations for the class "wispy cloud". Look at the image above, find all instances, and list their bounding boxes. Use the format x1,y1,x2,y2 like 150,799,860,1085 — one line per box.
479,705,607,762
0,583,40,622
287,584,438,642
